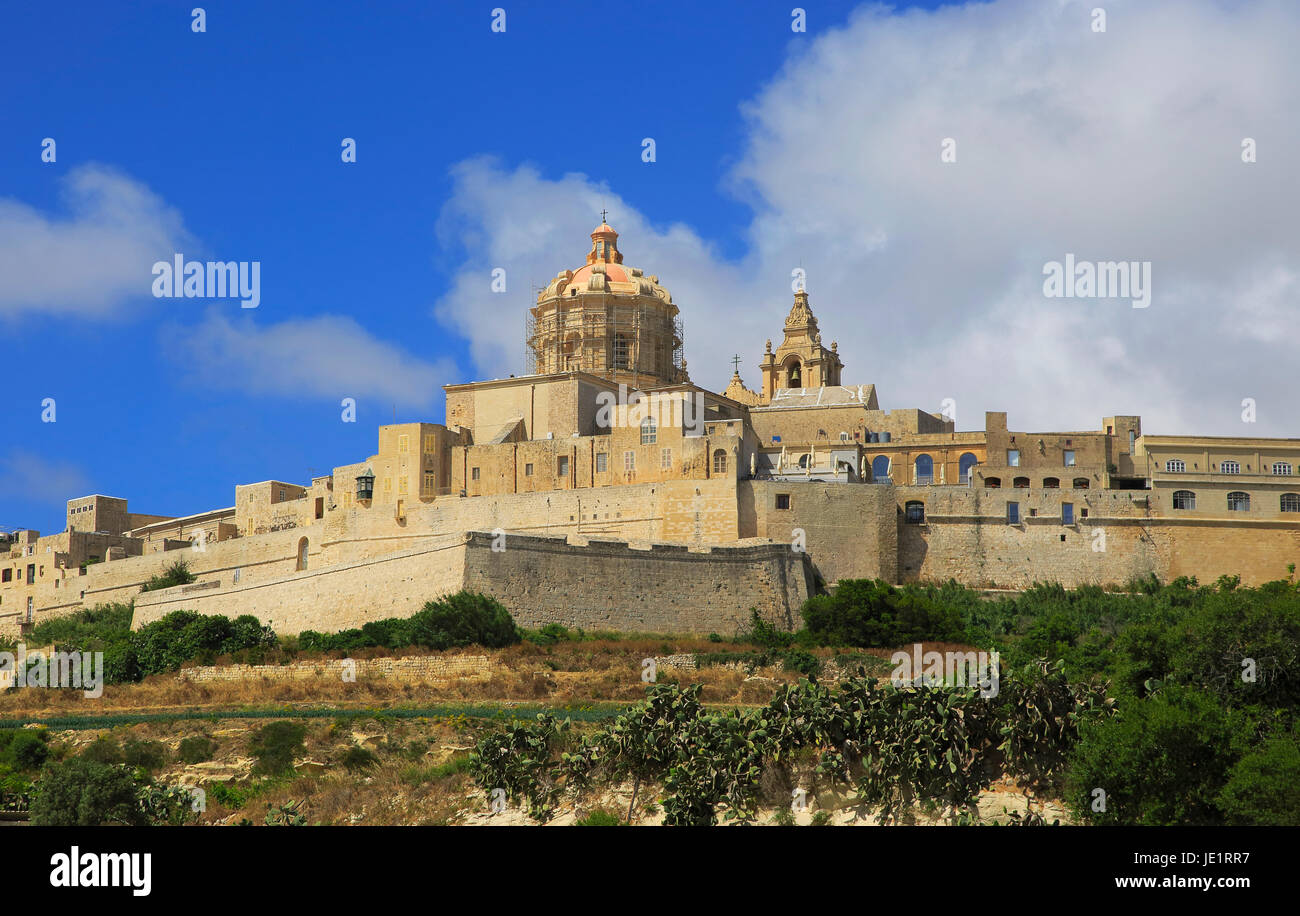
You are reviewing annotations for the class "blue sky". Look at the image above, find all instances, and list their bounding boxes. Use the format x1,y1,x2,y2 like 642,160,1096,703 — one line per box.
3,0,1298,534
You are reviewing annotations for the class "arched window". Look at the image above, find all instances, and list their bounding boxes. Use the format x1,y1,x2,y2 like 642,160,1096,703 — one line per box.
613,334,631,370
1072,477,1090,489
712,450,728,474
985,476,1002,488
1043,477,1060,488
871,455,891,482
904,501,925,524
914,454,934,484
1227,491,1250,511
798,453,809,469
640,416,657,445
296,537,309,571
958,452,978,483
1281,493,1300,512
1274,463,1293,476
1166,459,1185,473
1173,490,1196,510
1014,476,1030,488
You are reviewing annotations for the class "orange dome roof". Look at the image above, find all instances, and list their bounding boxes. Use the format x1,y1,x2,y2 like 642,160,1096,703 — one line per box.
569,262,628,285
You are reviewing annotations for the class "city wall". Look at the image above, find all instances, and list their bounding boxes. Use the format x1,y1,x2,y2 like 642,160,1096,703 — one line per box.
136,530,815,636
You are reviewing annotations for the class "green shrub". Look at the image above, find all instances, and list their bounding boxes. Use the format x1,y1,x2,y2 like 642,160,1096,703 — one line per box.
1066,687,1241,825
140,560,197,593
341,746,380,772
781,649,821,677
249,722,307,776
575,809,621,826
742,609,794,650
1216,729,1300,826
800,579,966,648
299,591,520,653
0,730,50,771
525,623,571,646
80,735,123,765
29,759,146,826
123,738,168,773
178,736,217,764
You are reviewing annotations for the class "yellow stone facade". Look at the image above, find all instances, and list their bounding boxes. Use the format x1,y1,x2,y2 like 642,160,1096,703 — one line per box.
4,221,1299,638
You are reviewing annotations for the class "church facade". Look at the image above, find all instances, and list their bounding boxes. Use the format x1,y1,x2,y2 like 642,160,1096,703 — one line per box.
4,223,1300,638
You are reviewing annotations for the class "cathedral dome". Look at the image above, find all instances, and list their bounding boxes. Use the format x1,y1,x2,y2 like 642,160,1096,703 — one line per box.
538,220,671,300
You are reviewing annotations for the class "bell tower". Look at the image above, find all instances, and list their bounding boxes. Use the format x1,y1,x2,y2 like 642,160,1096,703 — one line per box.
759,289,843,400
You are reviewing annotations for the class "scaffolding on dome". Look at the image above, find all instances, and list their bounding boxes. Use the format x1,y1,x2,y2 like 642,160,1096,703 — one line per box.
524,299,685,383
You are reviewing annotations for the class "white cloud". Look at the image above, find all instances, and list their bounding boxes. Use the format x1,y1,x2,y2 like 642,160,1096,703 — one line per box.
1,451,89,505
0,165,190,317
163,311,456,411
433,0,1300,437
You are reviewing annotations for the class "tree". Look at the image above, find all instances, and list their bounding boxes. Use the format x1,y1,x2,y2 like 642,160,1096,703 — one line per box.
30,759,146,826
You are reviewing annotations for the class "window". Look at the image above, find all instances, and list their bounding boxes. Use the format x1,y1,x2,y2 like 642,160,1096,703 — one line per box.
1062,503,1074,525
424,472,437,491
1227,491,1250,511
985,476,1001,488
904,501,925,524
1073,477,1090,489
1007,449,1020,467
1281,493,1300,512
613,334,630,370
1013,476,1030,488
471,467,480,481
775,494,791,510
1173,490,1196,510
1063,450,1076,467
914,454,933,484
958,452,978,483
871,455,890,482
1007,502,1020,524
557,457,569,477
1129,430,1136,453
661,448,672,469
296,537,309,572
1221,461,1240,474
398,476,408,495
640,417,657,445
424,435,437,453
1273,462,1293,476
712,450,728,474
1043,477,1060,488
1166,459,1185,473
594,454,606,473
398,434,409,453
624,451,635,472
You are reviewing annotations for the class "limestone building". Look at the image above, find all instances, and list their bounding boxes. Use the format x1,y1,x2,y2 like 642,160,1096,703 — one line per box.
4,221,1299,639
